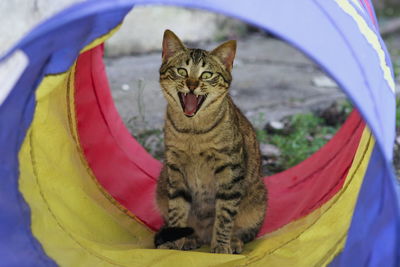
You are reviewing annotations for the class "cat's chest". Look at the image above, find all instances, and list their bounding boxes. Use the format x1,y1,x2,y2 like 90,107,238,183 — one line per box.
184,147,216,196
166,131,235,198
172,137,217,196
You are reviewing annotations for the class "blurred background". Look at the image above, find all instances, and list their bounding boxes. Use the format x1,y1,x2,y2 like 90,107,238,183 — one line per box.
1,0,399,176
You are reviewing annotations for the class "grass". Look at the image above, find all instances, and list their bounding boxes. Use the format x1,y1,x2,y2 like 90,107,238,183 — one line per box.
257,97,400,175
257,92,400,173
257,101,351,172
258,114,339,171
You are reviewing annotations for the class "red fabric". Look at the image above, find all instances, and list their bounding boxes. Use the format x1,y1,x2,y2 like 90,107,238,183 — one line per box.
74,46,364,234
261,112,364,234
75,46,163,230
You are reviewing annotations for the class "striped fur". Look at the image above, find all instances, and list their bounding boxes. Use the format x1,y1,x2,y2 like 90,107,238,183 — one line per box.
155,30,267,254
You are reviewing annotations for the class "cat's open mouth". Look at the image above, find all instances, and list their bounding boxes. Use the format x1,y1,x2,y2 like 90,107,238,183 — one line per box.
178,92,207,117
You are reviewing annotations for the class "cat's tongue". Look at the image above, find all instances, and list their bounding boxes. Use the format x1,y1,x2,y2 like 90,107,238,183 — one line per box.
183,93,198,116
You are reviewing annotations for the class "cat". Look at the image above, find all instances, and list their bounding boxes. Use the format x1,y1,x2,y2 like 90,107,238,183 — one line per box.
154,29,267,254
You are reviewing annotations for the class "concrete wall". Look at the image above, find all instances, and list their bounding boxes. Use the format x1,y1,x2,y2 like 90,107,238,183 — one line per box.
105,6,245,57
0,0,83,56
0,1,245,57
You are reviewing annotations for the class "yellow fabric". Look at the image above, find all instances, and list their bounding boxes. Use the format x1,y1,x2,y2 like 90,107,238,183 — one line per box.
227,128,374,267
18,28,375,266
335,0,396,93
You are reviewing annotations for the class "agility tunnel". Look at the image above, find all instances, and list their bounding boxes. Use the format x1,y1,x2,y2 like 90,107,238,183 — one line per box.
1,0,399,266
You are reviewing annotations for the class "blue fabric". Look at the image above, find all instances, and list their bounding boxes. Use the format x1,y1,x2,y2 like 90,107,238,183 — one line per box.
0,95,55,267
0,0,398,265
348,0,394,72
0,2,131,266
359,0,380,29
329,147,400,267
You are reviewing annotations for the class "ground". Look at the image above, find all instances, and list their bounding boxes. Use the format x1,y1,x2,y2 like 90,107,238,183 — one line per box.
106,34,345,130
105,32,400,177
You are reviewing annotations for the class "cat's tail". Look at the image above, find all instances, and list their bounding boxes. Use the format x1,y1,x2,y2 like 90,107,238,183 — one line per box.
154,226,194,247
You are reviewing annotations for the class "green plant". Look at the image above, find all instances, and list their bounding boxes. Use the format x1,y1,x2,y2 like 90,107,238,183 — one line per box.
133,128,164,160
136,78,146,125
340,100,353,116
256,128,268,144
268,113,337,169
257,101,352,172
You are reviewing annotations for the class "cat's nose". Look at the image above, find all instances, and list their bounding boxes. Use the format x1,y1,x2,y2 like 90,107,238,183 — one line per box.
186,79,199,92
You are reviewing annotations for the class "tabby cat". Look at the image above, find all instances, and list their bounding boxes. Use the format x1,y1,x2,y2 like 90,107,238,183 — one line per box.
155,29,267,254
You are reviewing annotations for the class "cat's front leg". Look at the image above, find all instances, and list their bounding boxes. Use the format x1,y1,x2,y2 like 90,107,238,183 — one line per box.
158,163,192,250
211,162,244,254
165,162,192,226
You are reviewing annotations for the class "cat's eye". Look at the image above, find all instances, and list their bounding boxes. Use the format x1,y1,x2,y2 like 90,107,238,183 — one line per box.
200,71,213,80
177,68,188,77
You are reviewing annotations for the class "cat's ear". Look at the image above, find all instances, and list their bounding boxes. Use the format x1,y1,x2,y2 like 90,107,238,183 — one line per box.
210,40,236,71
162,29,186,62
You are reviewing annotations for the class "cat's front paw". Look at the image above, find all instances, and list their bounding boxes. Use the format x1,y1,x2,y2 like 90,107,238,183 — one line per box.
156,236,186,250
157,236,200,251
157,240,179,250
182,236,201,250
211,243,233,254
231,237,244,254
